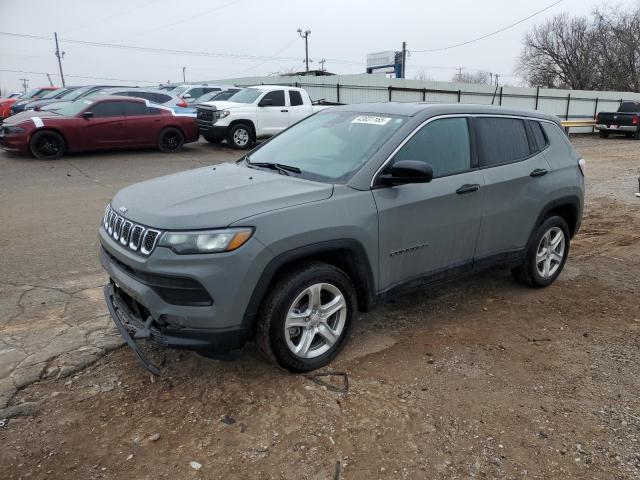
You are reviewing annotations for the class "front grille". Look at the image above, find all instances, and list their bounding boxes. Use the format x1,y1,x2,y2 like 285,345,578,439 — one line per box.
197,108,214,121
103,205,161,256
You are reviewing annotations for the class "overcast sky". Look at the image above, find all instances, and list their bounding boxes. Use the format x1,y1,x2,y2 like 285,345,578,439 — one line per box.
0,0,637,92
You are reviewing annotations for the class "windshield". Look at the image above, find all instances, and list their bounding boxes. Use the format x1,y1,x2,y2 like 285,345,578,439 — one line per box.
21,89,42,99
194,91,219,103
171,86,190,96
41,89,64,99
56,99,94,117
247,111,407,182
60,87,92,100
226,88,262,104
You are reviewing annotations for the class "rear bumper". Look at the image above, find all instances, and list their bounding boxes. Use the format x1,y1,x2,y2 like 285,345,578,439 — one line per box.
595,124,637,132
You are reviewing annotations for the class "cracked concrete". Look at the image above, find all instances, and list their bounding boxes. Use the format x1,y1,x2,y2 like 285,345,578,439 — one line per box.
0,141,234,409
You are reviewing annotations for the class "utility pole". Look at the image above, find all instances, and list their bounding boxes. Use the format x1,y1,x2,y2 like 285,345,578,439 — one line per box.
182,66,186,83
319,58,326,72
20,78,29,93
46,73,53,87
297,28,311,73
54,32,66,87
401,41,407,78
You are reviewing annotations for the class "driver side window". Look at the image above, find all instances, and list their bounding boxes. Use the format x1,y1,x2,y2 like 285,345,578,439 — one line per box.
393,117,471,178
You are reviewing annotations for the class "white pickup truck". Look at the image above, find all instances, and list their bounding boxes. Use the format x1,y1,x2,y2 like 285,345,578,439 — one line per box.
196,85,336,149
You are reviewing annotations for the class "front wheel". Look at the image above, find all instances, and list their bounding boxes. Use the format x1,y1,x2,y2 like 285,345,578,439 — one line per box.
29,130,66,160
256,262,356,372
512,215,570,288
158,127,184,153
227,123,253,149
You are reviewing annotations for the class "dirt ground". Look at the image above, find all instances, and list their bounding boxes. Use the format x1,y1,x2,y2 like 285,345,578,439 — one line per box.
1,135,640,480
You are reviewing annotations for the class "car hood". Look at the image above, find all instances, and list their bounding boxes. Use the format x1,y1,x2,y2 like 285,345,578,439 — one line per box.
198,101,248,110
111,162,334,230
3,110,62,126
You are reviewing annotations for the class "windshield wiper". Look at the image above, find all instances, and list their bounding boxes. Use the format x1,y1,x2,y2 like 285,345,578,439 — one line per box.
246,160,301,176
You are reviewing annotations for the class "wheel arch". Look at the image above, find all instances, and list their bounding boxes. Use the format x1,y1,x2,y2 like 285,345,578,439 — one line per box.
535,195,582,238
229,119,256,139
242,239,376,330
28,127,69,150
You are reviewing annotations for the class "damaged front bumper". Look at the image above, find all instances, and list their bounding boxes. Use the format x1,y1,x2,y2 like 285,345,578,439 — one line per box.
104,282,161,375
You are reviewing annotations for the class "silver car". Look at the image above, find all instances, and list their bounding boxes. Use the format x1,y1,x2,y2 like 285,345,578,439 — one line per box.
91,87,188,109
100,103,585,374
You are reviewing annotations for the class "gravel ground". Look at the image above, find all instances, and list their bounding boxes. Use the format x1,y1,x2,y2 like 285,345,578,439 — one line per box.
1,135,639,480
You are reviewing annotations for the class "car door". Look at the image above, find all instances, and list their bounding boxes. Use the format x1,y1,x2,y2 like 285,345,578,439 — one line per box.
256,90,289,136
373,116,485,291
125,100,163,146
473,116,555,261
288,90,309,125
82,100,130,148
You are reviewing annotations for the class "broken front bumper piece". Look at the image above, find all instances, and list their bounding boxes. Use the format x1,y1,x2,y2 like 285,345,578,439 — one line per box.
103,283,161,375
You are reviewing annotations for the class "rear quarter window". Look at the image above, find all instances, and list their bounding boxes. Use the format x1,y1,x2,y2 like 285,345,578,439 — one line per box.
529,121,548,150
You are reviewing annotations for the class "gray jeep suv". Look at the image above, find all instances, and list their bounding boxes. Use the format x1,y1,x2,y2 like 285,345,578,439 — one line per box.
100,103,584,374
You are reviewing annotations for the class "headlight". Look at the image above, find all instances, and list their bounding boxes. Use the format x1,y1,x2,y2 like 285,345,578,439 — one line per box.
158,228,253,254
220,110,231,118
3,126,25,134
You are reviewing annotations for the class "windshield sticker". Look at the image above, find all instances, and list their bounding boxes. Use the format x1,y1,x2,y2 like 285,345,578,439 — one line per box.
351,115,392,126
32,117,44,128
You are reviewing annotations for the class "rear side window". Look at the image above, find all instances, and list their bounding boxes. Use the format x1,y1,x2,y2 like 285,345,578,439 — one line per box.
91,101,128,117
261,90,285,107
393,117,470,178
126,101,150,116
619,101,640,113
289,90,304,106
476,117,531,166
529,121,548,150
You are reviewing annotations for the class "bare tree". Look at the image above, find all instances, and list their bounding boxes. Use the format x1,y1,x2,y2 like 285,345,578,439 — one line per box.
414,70,434,82
518,7,640,91
451,70,490,85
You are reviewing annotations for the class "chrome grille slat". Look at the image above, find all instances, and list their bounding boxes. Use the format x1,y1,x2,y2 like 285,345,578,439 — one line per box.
102,205,161,256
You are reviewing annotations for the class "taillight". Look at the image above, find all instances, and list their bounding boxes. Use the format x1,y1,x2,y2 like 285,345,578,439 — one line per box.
633,116,639,125
177,100,188,107
578,158,586,177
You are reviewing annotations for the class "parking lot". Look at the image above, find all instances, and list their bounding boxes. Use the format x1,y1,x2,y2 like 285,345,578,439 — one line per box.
1,136,639,479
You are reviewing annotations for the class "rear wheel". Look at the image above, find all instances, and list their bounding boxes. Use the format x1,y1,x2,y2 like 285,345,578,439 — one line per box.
256,262,356,372
599,130,610,138
29,130,66,160
512,215,570,288
227,123,253,149
158,127,184,153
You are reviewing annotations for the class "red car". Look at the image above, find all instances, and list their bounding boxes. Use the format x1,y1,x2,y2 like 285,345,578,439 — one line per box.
0,87,59,119
0,96,198,159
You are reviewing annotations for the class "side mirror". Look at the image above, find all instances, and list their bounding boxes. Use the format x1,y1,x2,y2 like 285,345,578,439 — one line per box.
82,111,94,119
379,160,433,186
182,93,192,99
259,98,274,107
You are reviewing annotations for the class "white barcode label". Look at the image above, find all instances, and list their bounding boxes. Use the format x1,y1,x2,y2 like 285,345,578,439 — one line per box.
351,115,392,126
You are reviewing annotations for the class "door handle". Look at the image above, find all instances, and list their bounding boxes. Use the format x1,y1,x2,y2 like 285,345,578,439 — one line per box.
281,109,288,113
456,184,480,194
530,168,548,177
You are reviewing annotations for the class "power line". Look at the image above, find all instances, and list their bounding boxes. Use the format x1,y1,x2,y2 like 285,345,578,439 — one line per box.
116,0,244,41
62,0,161,34
411,0,564,53
0,68,160,84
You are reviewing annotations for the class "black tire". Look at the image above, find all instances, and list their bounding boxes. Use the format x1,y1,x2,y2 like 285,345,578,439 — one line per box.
512,215,570,288
158,127,184,153
227,123,253,149
625,132,633,138
29,130,66,160
203,135,223,144
256,262,356,372
599,130,609,138
634,129,640,140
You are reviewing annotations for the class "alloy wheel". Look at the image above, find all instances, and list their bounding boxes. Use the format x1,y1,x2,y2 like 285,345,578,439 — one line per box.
284,283,347,359
535,226,565,278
